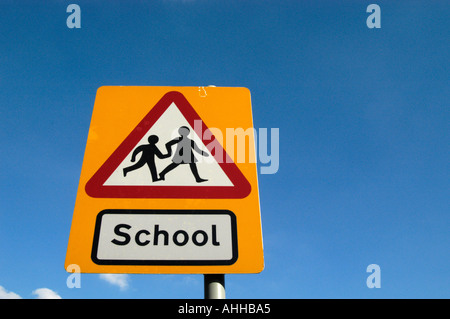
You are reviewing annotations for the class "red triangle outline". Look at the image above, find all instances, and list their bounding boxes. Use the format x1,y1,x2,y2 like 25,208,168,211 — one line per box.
85,91,251,199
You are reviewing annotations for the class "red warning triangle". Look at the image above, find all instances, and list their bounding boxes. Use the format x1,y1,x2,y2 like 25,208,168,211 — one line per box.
85,91,251,199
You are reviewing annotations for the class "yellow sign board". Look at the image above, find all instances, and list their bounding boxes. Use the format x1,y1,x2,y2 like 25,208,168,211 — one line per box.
65,86,263,274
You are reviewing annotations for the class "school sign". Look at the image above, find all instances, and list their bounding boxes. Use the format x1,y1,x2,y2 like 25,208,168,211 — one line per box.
65,86,264,274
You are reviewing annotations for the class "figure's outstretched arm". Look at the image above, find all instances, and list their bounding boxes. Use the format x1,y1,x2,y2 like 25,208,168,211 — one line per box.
192,141,209,157
131,145,144,162
155,146,171,159
154,147,164,159
164,138,180,156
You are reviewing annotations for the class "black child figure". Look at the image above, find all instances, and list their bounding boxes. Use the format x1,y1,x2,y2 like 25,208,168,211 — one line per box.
123,135,170,182
159,126,209,183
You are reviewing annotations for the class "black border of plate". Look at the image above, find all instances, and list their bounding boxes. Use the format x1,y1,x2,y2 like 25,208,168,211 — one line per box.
91,209,238,266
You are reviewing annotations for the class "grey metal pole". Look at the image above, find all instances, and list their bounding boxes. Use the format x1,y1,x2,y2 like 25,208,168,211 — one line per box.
204,274,225,299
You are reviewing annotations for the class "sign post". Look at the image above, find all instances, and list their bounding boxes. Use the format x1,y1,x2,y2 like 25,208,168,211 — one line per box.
65,86,263,295
204,274,225,299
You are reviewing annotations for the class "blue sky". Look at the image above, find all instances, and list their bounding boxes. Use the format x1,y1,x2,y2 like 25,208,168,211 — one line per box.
0,1,448,298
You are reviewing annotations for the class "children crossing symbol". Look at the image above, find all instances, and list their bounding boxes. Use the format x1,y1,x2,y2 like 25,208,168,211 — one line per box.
85,91,251,199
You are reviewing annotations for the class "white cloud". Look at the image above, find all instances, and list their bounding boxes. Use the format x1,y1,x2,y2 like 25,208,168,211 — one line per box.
32,288,62,299
0,286,22,299
99,274,129,291
1,286,62,299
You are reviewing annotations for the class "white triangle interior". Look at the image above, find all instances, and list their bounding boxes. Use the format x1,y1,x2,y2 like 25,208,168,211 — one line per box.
103,103,233,187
